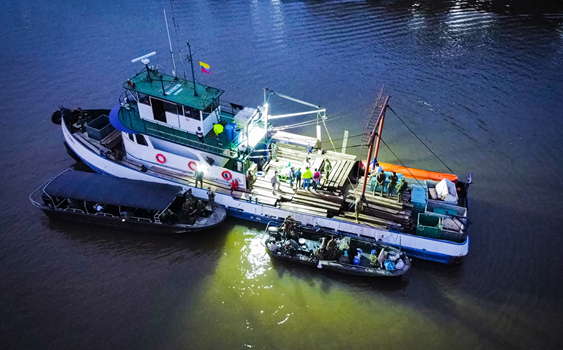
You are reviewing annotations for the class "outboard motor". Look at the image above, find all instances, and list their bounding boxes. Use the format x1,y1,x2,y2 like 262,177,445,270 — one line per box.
51,106,64,125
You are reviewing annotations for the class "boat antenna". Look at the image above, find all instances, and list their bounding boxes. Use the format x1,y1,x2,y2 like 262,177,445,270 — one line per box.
163,9,177,79
168,0,188,81
131,52,157,82
186,41,198,97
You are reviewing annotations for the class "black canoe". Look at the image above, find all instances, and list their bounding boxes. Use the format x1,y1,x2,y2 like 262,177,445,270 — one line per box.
30,170,226,233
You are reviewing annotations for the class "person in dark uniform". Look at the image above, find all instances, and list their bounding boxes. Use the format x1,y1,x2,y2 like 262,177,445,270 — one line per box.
194,167,204,188
396,178,408,203
207,187,215,209
387,171,399,197
375,170,386,196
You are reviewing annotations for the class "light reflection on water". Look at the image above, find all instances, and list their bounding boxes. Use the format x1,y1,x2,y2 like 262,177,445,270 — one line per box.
180,227,484,349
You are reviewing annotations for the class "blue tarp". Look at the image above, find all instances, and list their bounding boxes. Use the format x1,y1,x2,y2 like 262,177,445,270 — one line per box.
44,171,182,211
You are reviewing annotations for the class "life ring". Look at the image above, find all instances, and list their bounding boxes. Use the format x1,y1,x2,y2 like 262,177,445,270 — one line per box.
188,161,197,171
156,154,166,164
221,170,232,181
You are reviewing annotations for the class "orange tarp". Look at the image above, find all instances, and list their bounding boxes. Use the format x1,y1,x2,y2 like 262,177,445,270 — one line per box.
364,161,458,183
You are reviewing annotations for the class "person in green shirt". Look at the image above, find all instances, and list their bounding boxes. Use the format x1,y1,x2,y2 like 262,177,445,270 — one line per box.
302,167,313,190
396,178,408,203
387,172,399,197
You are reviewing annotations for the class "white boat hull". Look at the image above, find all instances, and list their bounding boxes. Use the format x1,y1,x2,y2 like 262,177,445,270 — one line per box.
62,121,469,264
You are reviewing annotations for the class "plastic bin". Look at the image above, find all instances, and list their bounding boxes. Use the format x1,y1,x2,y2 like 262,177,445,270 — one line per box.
86,115,115,141
416,213,441,239
225,123,236,142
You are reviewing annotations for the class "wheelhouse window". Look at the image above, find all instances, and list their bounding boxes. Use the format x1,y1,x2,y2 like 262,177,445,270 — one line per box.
163,101,178,114
128,133,134,142
138,93,151,106
203,98,219,113
184,105,200,120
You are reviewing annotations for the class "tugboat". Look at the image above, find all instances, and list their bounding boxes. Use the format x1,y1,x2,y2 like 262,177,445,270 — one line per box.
265,217,411,277
51,43,471,264
30,169,226,234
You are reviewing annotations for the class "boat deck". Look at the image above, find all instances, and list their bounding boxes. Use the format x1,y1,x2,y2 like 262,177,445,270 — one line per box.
72,128,415,232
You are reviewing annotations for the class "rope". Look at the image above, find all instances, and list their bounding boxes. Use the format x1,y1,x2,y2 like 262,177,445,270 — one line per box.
378,138,424,187
387,106,454,173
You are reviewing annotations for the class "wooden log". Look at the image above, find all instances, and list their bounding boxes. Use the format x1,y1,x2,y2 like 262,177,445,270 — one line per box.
338,214,387,229
279,202,328,216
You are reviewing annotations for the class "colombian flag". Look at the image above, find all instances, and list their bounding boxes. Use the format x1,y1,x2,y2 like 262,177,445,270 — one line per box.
199,61,210,74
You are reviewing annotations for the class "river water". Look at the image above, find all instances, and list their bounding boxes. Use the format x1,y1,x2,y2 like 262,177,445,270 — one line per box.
1,1,563,349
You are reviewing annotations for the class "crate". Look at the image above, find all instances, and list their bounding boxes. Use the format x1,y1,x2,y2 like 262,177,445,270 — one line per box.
416,213,442,239
86,114,115,141
411,184,427,206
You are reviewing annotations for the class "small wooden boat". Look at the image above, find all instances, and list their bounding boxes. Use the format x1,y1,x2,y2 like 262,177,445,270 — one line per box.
264,217,411,277
30,170,226,233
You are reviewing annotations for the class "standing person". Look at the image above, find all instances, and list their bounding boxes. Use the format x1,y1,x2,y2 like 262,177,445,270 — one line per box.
207,187,215,209
246,170,254,191
396,178,408,203
387,172,399,197
312,168,321,191
375,170,386,196
302,167,313,190
289,167,295,189
323,160,332,187
295,168,302,189
230,178,239,195
196,127,205,143
271,171,281,195
303,157,311,170
182,199,193,222
354,197,363,223
194,167,204,188
213,123,224,145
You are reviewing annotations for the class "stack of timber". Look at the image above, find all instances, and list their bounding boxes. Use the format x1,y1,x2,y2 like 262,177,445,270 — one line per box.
344,185,414,232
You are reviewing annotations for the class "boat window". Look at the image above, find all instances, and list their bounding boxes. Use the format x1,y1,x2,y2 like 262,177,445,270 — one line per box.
128,133,134,142
203,98,219,113
202,113,211,121
138,93,151,106
184,105,199,120
163,101,178,115
136,134,148,146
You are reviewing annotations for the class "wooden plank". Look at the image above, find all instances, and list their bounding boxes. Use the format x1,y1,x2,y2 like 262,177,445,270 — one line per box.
279,202,328,216
293,189,343,205
291,197,340,212
338,214,387,229
100,129,122,149
74,133,104,155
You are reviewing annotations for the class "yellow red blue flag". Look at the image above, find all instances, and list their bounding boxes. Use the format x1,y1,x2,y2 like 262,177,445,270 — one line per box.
199,61,210,74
